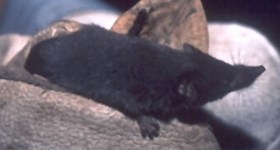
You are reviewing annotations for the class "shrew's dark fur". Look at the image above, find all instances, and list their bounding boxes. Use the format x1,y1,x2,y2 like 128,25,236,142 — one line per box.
24,25,265,139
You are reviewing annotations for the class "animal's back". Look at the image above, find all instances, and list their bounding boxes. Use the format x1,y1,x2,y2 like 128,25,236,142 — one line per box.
25,25,188,101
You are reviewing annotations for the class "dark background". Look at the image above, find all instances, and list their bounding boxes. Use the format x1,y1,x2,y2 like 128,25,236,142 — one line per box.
106,0,280,50
203,0,280,51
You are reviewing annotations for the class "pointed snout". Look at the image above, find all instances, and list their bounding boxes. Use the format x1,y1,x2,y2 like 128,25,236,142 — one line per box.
250,65,265,77
230,65,265,90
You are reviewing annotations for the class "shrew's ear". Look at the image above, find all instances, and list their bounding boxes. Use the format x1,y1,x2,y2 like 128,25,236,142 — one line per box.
178,80,198,104
182,43,197,54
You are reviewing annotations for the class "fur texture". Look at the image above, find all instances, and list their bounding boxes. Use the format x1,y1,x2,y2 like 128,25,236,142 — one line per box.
24,24,264,139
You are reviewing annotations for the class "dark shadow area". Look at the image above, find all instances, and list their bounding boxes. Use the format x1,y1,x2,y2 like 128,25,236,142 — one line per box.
177,108,263,150
202,0,280,51
103,0,138,11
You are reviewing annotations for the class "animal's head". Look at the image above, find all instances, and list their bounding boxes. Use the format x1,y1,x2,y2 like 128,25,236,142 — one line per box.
178,44,265,107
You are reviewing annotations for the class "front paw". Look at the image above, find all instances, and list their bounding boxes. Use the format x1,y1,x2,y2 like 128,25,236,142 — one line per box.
137,116,160,140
